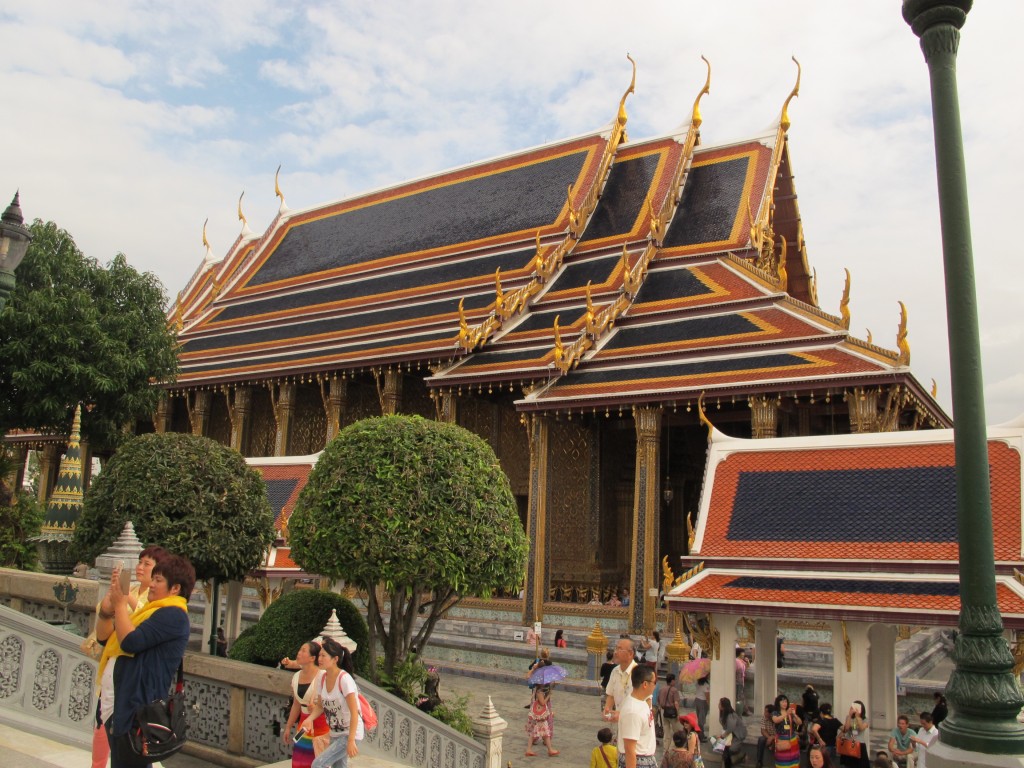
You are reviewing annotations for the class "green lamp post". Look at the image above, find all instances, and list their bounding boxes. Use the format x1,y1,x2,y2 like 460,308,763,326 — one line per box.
903,0,1024,755
0,192,31,312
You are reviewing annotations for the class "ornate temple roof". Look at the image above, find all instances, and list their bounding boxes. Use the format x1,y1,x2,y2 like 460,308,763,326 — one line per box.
665,415,1024,627
169,61,946,425
245,455,317,577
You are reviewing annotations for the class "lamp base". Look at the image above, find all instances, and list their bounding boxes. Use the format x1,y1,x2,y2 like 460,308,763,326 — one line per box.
930,738,1024,768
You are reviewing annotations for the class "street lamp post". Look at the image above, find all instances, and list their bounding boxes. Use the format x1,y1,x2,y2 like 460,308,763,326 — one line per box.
903,0,1024,756
0,192,31,312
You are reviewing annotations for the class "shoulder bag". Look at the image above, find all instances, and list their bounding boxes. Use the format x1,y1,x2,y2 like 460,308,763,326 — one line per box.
114,661,187,766
837,733,861,759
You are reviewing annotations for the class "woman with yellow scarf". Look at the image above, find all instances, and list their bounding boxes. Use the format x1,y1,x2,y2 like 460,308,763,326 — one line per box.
96,553,195,768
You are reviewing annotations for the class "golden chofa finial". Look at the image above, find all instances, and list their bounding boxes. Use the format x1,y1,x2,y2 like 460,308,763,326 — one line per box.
776,236,788,292
839,268,852,329
780,56,801,133
494,268,504,311
552,315,564,365
237,190,252,235
274,164,289,212
697,391,713,441
931,378,938,398
691,55,711,130
896,300,911,366
202,218,210,250
866,328,873,345
617,53,637,131
457,297,470,346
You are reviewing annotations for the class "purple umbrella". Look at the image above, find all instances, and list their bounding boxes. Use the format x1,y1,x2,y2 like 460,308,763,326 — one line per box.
528,663,568,686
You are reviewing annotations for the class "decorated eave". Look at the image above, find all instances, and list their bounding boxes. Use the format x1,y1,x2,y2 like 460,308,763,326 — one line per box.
665,415,1024,628
246,454,319,578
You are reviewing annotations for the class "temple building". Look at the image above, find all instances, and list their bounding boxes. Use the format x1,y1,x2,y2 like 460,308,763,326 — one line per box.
160,59,949,632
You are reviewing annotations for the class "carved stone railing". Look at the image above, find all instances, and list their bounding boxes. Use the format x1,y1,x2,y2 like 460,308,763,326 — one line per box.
0,602,496,768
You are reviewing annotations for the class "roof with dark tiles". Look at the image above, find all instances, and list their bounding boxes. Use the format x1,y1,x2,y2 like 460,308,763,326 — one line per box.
247,456,317,575
665,422,1024,625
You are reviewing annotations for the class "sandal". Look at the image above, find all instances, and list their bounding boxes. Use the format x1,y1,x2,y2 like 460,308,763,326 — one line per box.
548,749,560,756
525,751,537,757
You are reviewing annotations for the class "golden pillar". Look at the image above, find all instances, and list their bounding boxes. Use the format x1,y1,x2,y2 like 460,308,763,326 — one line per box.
522,414,550,626
153,392,170,434
749,395,779,439
230,387,252,453
189,390,212,436
382,370,403,415
324,377,347,442
847,386,879,433
437,390,458,424
630,406,662,632
36,443,60,504
274,382,296,457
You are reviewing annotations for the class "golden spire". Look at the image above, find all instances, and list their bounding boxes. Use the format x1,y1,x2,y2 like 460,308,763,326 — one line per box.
839,268,852,329
617,54,637,131
691,55,711,130
552,315,564,366
896,301,911,366
780,56,801,133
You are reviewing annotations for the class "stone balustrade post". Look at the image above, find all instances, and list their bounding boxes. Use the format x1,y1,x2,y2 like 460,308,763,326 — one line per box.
471,696,507,768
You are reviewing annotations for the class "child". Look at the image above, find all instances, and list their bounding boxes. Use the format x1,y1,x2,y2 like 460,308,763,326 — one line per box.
590,727,617,768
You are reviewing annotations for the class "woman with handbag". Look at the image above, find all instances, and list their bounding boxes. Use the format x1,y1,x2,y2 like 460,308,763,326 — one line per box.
716,698,747,768
281,641,328,768
838,701,870,768
771,694,802,768
96,554,194,768
657,674,681,742
301,638,364,768
525,683,559,756
679,712,703,765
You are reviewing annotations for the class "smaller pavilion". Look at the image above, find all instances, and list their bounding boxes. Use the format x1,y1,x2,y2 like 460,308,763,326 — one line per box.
666,413,1024,735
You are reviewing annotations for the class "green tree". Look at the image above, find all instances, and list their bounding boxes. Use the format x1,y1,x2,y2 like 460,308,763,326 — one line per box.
0,220,178,452
0,448,43,570
71,432,275,583
288,415,528,678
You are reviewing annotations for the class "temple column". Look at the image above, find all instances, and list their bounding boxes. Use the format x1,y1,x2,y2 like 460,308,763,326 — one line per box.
274,382,296,457
630,406,662,632
36,443,59,503
749,395,779,439
868,623,898,735
222,580,245,644
437,389,458,424
522,415,550,626
324,377,347,442
190,390,213,437
154,393,170,434
230,387,252,454
831,620,871,721
709,613,738,713
382,370,403,415
847,387,879,433
753,618,778,711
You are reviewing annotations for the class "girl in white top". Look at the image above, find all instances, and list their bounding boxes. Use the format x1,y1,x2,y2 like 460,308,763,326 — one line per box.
302,637,363,768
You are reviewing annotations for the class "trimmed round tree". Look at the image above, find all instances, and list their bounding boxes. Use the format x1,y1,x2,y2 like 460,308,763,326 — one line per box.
288,414,528,677
73,431,275,587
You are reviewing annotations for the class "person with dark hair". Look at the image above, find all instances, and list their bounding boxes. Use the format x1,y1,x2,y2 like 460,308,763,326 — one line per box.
757,704,776,768
802,685,820,724
618,665,658,767
887,715,917,768
301,637,362,768
716,697,747,768
840,701,870,768
84,545,170,768
591,726,617,768
772,694,801,768
808,745,835,768
525,682,558,757
657,673,682,742
554,629,567,648
911,712,937,768
96,553,194,768
661,728,695,768
282,640,326,767
930,694,947,727
811,703,841,762
694,675,710,738
599,650,616,713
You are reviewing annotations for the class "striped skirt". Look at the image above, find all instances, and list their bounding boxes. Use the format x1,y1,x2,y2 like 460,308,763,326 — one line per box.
292,714,329,768
775,733,800,768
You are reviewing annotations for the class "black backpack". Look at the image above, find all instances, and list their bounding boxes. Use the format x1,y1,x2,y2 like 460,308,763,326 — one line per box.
116,661,188,766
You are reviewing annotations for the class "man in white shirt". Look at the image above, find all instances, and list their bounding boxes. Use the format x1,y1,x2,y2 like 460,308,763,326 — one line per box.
618,664,658,768
603,637,638,720
911,712,938,768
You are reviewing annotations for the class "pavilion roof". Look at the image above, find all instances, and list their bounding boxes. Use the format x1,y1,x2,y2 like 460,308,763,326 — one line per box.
665,416,1024,626
246,454,318,577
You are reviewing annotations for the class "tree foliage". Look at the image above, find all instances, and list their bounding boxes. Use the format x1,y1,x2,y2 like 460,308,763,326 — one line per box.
228,589,370,676
0,220,178,452
288,415,527,677
71,432,275,582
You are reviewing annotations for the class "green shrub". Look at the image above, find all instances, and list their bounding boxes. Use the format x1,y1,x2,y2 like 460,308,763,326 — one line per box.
430,695,474,737
0,493,44,570
376,655,429,704
227,589,369,675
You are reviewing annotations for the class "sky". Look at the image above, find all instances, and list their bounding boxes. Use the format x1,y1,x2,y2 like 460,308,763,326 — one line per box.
1,1,1021,424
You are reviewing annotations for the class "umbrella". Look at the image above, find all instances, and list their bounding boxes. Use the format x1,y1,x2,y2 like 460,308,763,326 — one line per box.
677,657,711,684
528,663,568,686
